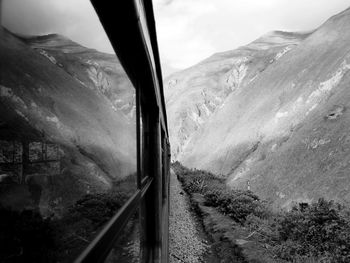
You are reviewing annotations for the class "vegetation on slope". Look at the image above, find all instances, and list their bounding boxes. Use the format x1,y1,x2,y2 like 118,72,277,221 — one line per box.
0,174,136,263
173,161,350,263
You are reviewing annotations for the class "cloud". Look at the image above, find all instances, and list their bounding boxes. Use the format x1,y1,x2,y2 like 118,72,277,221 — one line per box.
154,0,350,76
154,0,217,74
2,0,350,78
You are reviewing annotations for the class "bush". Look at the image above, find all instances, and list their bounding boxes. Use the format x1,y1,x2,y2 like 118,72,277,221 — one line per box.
272,199,350,262
53,175,135,261
67,192,125,227
204,188,264,223
172,162,266,223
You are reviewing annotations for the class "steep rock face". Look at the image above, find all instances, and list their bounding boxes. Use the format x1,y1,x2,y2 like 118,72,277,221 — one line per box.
0,28,136,214
21,34,136,119
165,30,310,160
166,7,350,208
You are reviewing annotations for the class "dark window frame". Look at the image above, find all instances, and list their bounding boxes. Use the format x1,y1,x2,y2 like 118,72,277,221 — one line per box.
74,1,170,262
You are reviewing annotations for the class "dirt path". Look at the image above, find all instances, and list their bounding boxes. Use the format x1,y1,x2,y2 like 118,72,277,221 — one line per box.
169,170,210,263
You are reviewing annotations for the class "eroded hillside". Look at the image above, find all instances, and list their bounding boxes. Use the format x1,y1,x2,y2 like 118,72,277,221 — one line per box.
166,7,350,208
0,27,136,215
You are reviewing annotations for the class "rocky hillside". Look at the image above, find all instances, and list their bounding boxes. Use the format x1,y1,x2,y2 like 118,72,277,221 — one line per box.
0,27,136,215
166,7,350,208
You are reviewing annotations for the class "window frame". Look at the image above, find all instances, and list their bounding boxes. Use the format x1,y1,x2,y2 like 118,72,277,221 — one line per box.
74,1,170,262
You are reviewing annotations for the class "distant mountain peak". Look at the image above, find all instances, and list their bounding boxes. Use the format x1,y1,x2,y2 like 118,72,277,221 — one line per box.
245,30,312,50
18,33,87,51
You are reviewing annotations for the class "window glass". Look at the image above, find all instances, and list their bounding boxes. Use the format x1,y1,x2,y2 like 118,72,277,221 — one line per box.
105,211,140,263
140,104,146,179
0,1,138,261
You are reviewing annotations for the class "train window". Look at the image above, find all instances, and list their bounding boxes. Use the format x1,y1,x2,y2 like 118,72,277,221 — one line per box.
104,211,140,263
0,1,139,262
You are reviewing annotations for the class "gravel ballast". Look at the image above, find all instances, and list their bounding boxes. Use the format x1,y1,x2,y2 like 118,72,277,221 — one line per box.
169,170,209,263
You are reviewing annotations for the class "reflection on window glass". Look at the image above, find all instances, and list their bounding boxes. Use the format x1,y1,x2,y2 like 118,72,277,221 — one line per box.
140,109,146,179
0,1,137,262
105,212,140,263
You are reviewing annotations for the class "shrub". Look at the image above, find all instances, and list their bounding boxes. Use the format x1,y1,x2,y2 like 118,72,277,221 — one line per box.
53,175,135,261
67,193,124,227
272,199,350,262
204,188,264,223
172,162,266,223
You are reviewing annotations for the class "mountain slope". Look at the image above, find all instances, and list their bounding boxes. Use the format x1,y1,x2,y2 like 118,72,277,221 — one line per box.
165,30,311,159
0,27,136,214
166,7,350,208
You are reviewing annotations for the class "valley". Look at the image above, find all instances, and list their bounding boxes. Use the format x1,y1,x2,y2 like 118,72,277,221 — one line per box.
166,7,350,209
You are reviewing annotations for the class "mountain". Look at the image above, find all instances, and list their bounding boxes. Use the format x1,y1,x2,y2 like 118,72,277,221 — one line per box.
0,27,136,215
166,7,350,208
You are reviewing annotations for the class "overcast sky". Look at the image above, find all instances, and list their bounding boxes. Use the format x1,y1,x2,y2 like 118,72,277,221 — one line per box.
2,0,350,77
